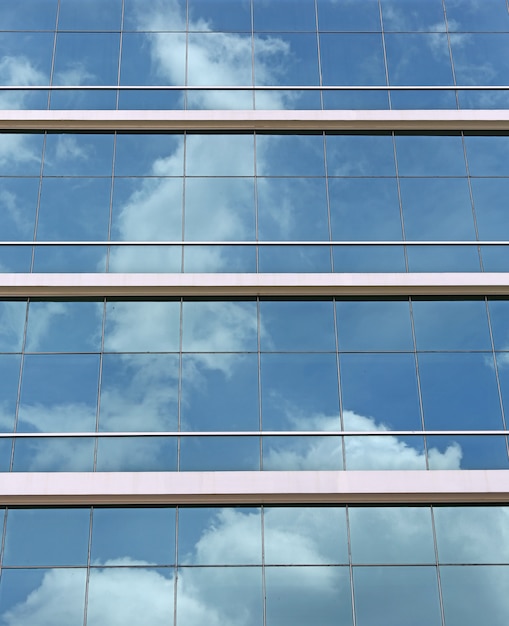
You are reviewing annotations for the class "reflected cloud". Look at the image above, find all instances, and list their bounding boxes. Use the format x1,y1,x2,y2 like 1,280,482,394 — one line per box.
4,503,509,626
0,55,45,109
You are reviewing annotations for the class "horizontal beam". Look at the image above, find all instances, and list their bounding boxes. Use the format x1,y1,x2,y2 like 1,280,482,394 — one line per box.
1,470,508,505
1,272,509,297
2,109,509,131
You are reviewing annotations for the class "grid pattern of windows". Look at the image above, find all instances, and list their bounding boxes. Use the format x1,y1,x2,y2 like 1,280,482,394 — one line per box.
1,131,509,273
1,297,509,472
2,2,509,625
0,505,509,626
1,0,509,110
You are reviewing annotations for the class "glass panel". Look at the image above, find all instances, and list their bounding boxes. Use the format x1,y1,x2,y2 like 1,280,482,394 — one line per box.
104,300,180,352
321,34,388,108
186,134,254,176
0,178,39,241
178,507,261,565
264,506,348,565
340,353,422,430
253,0,317,32
188,0,252,32
96,436,178,471
91,507,176,564
344,433,427,470
25,301,102,353
329,178,402,241
87,567,174,624
176,566,262,626
472,178,509,240
336,299,413,351
0,133,44,176
260,299,335,351
258,178,329,241
440,565,509,626
0,301,26,352
266,566,353,626
446,0,509,32
185,177,255,241
263,435,343,470
427,435,509,469
0,355,20,432
261,354,340,430
37,178,111,242
114,134,184,176
12,437,95,471
51,33,120,109
99,354,179,432
452,35,509,109
3,508,90,566
412,299,491,351
333,244,406,272
317,0,381,32
180,436,260,470
353,566,442,626
256,134,325,177
18,354,99,432
464,135,509,177
349,507,435,564
419,353,503,430
0,1,57,30
395,134,466,176
0,568,86,626
434,506,509,564
381,0,447,31
43,134,114,177
259,244,332,273
326,134,396,176
400,178,475,240
386,34,456,109
182,300,257,353
181,353,259,431
58,0,122,30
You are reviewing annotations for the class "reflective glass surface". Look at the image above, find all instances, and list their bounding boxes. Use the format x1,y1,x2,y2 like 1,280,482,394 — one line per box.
0,504,509,624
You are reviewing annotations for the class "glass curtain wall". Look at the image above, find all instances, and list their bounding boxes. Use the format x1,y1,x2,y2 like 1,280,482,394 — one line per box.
1,1,509,625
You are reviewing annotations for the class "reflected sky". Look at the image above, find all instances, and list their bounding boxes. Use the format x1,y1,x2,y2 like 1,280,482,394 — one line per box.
0,296,508,470
1,503,509,626
0,0,508,111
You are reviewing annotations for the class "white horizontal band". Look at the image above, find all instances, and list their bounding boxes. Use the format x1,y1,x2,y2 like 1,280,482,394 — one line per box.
1,273,509,297
0,470,507,505
2,109,509,131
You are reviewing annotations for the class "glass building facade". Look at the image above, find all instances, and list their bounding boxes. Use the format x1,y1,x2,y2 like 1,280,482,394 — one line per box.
1,1,509,624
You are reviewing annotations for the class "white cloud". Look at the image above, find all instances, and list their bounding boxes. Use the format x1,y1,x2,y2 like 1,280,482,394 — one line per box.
54,135,90,162
53,63,95,86
0,301,26,352
0,55,45,109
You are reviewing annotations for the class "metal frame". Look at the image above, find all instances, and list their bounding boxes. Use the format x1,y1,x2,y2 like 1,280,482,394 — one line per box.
1,109,509,506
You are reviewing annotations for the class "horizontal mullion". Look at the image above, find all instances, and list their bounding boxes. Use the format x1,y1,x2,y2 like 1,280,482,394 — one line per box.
3,85,509,91
1,273,509,297
0,240,507,247
0,430,507,438
2,109,509,131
